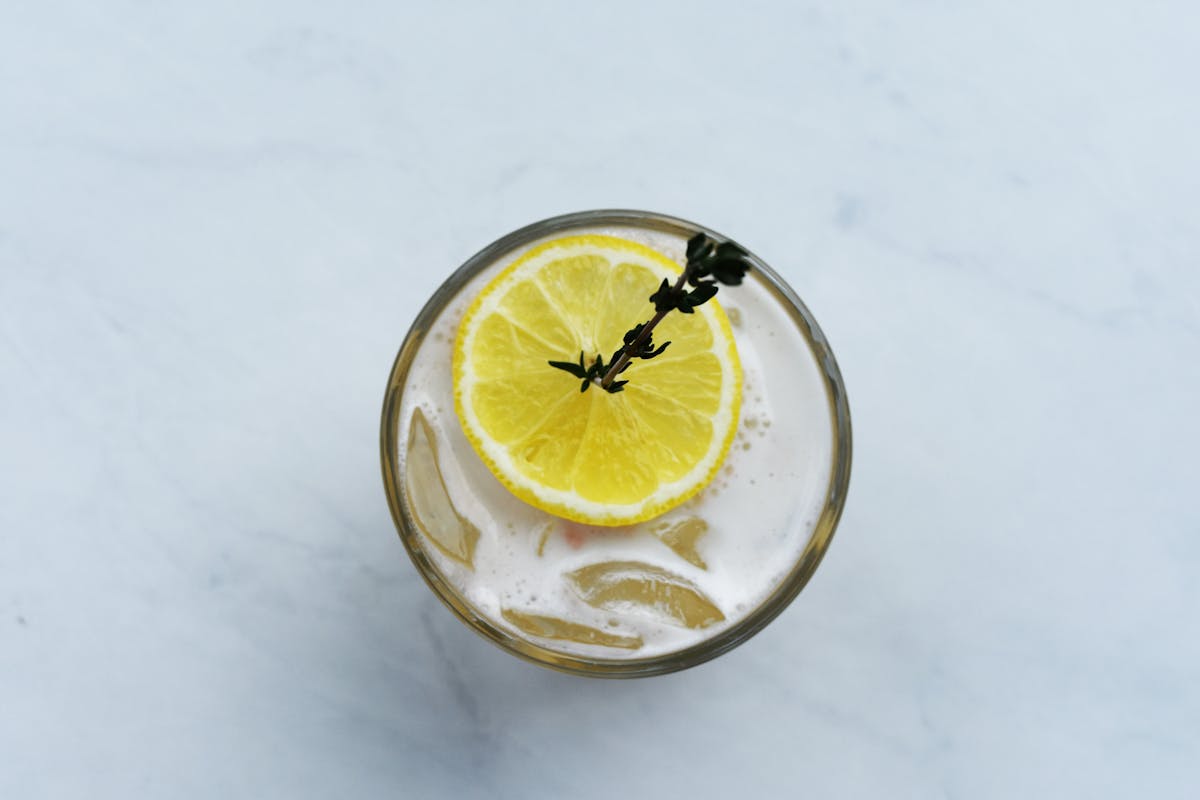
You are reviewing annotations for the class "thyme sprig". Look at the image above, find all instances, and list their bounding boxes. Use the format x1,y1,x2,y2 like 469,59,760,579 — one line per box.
548,232,753,393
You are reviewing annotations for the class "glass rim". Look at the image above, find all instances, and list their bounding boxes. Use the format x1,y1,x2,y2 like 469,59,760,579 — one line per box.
380,209,853,678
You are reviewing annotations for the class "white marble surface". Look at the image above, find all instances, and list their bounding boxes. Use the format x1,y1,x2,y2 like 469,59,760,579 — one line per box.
2,1,1197,797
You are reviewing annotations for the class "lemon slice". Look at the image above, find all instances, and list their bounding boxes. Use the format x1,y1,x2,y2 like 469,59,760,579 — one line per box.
453,234,741,526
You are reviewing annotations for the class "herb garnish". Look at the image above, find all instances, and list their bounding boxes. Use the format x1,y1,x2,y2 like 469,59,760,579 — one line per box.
548,232,753,393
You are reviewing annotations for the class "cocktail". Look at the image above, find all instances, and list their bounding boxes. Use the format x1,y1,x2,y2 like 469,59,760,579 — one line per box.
381,210,851,677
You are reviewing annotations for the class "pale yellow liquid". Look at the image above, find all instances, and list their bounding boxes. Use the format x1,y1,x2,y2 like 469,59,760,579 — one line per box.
398,226,835,659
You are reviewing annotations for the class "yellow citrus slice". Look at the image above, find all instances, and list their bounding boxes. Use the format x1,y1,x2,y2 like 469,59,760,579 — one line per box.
453,234,741,526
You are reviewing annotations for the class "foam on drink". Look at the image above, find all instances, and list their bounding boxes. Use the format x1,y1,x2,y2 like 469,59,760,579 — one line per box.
397,226,835,659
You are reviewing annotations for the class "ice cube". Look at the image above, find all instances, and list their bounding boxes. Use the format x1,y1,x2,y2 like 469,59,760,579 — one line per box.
501,608,642,650
405,407,479,569
650,517,708,569
566,561,724,629
535,520,555,557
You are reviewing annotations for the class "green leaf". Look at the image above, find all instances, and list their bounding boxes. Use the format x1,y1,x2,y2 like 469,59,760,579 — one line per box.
715,241,749,260
686,283,718,306
643,341,671,358
649,278,675,313
711,258,749,285
548,359,588,379
686,233,714,261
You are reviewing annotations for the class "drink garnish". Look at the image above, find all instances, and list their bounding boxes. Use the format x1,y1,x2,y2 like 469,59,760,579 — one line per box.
547,233,752,392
